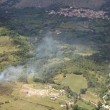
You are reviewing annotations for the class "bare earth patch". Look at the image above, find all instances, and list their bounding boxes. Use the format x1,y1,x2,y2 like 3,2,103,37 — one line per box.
20,84,65,98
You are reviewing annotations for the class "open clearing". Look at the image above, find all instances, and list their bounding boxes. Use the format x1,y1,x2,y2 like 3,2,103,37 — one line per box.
0,82,65,110
81,91,101,105
0,81,95,110
54,74,87,93
77,100,95,110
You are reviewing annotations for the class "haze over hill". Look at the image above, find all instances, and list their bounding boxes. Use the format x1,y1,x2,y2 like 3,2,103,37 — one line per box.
0,0,106,10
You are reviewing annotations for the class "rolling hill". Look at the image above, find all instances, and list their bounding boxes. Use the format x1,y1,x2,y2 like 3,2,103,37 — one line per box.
0,0,106,10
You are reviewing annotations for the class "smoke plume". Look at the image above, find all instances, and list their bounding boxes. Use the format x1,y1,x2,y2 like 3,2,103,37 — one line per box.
0,32,65,82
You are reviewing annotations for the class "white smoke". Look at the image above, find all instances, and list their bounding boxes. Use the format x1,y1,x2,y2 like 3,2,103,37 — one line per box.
0,65,24,81
0,32,65,82
0,31,95,82
36,32,63,59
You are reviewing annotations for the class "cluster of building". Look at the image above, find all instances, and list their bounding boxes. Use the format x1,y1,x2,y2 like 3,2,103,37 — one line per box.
48,7,110,20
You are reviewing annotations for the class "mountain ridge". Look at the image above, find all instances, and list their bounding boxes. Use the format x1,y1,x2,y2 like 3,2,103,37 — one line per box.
0,0,106,10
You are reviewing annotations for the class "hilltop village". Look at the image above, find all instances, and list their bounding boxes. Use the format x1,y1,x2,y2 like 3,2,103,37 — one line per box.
48,7,110,20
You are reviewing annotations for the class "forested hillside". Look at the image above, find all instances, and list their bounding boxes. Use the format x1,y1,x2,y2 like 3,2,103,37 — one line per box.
0,0,110,110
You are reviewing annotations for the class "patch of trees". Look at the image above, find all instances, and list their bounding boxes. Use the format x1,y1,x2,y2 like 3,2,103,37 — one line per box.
89,19,110,63
72,104,88,110
87,81,96,88
18,74,28,83
13,36,33,60
33,77,46,83
80,88,87,94
62,86,78,99
33,76,55,84
73,71,83,75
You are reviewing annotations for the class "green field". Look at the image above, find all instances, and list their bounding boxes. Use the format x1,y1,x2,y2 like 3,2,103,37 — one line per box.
54,74,87,93
0,96,63,110
0,82,65,110
77,100,95,110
